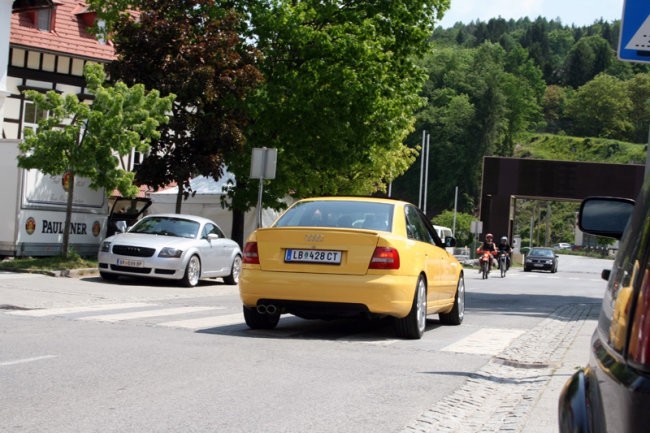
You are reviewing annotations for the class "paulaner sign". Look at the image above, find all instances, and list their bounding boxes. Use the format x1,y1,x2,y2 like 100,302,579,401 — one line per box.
16,210,105,256
40,220,89,235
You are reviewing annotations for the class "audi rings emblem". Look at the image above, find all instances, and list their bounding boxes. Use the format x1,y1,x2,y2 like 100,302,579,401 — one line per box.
305,234,324,242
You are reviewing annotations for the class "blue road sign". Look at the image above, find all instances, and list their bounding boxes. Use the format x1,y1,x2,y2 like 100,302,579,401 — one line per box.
619,0,650,63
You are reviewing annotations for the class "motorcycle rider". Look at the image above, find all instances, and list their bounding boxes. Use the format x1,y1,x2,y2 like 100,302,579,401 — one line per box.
477,233,497,270
497,236,513,270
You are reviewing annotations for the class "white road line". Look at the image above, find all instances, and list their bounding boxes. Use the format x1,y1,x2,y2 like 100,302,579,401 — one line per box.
441,328,526,356
0,355,57,366
6,303,156,317
79,306,219,322
158,313,244,329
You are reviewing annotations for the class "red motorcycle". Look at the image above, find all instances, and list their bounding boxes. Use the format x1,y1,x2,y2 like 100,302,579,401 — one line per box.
477,248,496,279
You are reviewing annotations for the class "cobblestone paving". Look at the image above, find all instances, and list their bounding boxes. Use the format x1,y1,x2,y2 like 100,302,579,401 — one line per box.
399,303,600,433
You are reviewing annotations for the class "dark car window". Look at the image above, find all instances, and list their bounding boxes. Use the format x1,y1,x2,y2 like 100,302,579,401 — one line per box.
530,248,554,257
130,216,200,239
203,223,224,239
599,181,650,369
274,200,393,231
404,205,436,245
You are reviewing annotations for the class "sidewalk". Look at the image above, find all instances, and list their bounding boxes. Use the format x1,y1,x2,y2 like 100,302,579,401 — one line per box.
401,303,600,433
520,309,597,433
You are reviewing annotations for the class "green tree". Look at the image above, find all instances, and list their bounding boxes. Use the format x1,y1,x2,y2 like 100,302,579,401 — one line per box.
104,0,262,213
542,85,570,133
626,73,650,143
223,0,449,244
17,63,173,257
566,73,633,139
431,210,475,248
393,42,542,216
563,36,613,88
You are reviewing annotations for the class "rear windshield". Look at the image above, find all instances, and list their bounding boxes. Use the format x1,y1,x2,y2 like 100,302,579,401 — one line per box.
530,248,554,257
274,200,394,231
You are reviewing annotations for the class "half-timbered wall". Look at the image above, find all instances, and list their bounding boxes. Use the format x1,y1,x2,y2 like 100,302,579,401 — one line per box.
3,46,91,139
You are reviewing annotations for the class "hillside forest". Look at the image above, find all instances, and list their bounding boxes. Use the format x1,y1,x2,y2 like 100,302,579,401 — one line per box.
394,17,649,248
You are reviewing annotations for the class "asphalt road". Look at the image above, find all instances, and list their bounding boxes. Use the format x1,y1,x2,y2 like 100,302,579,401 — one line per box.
0,254,611,433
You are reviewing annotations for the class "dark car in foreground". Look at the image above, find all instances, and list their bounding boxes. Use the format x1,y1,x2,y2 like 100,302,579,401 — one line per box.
558,190,648,433
523,247,558,272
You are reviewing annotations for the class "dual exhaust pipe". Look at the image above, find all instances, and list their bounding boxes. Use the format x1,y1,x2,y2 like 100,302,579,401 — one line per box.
256,304,278,315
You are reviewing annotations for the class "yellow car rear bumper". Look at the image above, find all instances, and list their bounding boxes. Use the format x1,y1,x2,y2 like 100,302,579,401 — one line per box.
239,269,417,318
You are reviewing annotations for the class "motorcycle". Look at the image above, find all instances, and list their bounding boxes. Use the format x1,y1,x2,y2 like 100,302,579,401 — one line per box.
477,249,496,279
498,252,509,278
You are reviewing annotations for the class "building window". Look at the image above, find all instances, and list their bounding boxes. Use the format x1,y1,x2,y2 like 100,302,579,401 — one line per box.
23,100,48,135
36,8,52,31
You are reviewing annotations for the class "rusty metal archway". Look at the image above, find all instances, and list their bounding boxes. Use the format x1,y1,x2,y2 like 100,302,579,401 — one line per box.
479,157,646,244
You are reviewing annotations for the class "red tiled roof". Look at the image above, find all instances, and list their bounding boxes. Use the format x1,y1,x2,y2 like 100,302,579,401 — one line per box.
10,0,115,61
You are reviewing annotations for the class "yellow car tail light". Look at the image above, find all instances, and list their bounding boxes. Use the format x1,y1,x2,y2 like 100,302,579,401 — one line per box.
369,247,400,270
243,242,260,264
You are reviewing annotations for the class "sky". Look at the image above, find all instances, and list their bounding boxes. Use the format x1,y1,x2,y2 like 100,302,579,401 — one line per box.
437,0,625,28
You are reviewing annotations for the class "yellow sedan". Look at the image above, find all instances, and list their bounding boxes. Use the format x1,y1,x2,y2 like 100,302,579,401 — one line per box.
239,197,465,339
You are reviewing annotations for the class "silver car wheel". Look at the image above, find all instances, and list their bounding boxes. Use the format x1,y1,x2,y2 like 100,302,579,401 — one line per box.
457,275,465,322
224,255,242,285
415,277,427,334
183,255,201,287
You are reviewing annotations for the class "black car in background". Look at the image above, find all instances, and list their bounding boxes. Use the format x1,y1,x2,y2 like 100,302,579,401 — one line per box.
523,247,558,272
558,189,649,433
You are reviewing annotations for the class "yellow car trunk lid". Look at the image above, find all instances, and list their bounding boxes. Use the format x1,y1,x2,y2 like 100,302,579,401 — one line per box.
254,227,380,275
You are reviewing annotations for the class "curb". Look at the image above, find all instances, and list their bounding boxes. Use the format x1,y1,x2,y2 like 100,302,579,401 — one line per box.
0,268,98,278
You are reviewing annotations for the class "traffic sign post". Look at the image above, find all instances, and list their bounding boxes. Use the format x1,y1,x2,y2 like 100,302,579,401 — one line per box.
250,147,278,228
619,0,650,63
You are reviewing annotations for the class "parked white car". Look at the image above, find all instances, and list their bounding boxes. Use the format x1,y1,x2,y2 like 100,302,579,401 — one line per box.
98,214,242,287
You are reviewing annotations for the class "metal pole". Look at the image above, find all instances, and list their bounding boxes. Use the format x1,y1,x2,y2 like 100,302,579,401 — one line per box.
452,186,458,236
646,125,650,180
423,134,430,214
418,130,425,208
256,149,268,228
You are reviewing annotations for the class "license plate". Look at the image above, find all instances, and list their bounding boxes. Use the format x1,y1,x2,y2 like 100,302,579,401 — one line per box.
285,249,342,264
534,263,545,267
117,258,144,267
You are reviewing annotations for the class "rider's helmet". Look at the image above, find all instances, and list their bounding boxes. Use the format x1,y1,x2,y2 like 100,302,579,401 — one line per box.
500,236,508,244
485,233,493,241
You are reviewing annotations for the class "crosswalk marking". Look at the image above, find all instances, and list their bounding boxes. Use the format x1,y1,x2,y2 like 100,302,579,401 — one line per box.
441,328,525,356
159,313,244,329
6,302,155,317
0,355,57,367
79,306,220,322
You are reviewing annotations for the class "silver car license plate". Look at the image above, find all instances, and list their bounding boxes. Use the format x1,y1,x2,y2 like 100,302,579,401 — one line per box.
117,258,144,267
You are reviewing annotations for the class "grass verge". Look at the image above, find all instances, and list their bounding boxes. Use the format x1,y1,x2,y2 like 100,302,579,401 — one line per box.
0,254,97,272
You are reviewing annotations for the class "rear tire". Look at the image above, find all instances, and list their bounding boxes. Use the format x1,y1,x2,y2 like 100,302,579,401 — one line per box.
223,255,242,285
482,261,489,279
243,305,280,330
181,255,201,287
394,276,427,339
440,274,465,325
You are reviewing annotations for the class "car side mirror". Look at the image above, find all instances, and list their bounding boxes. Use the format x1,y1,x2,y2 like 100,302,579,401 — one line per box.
116,220,127,233
207,233,219,241
578,197,635,240
445,236,457,248
601,269,611,281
